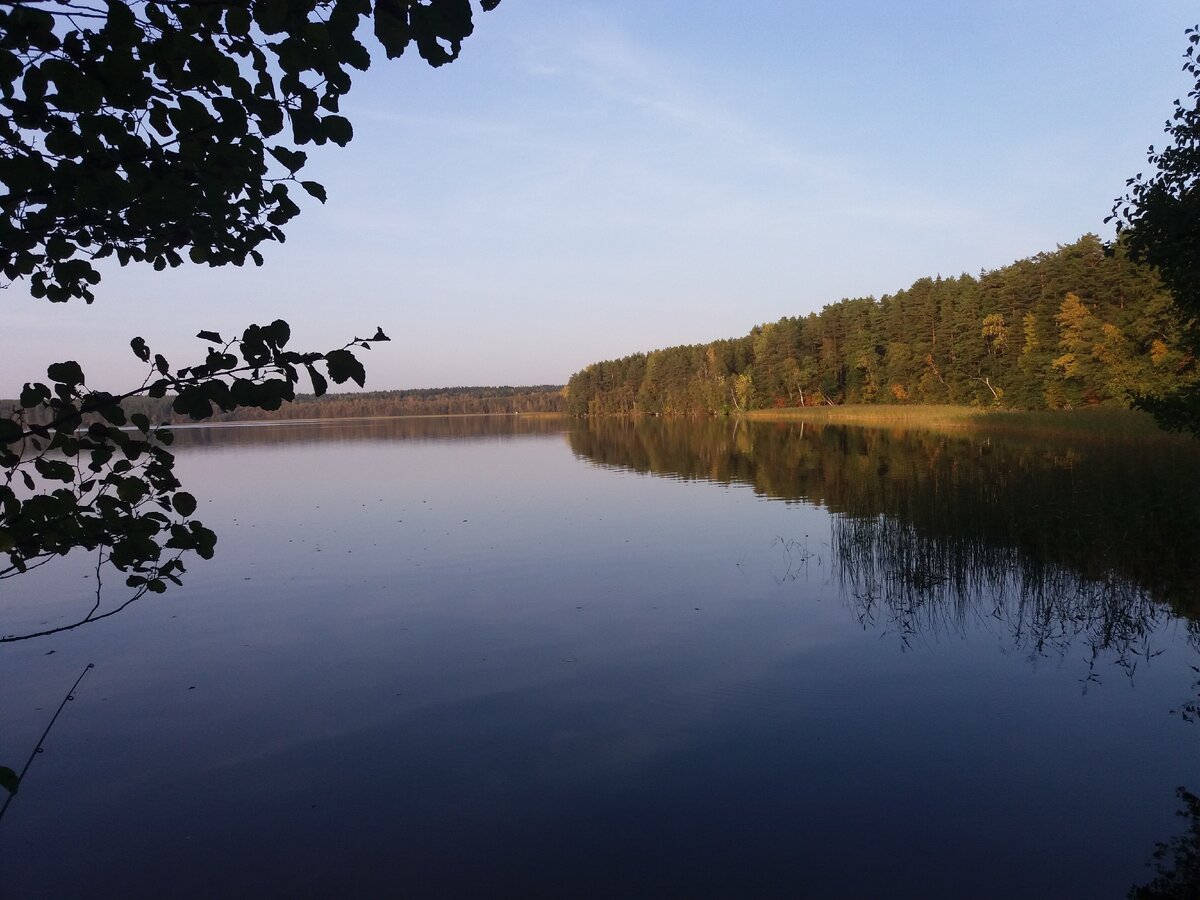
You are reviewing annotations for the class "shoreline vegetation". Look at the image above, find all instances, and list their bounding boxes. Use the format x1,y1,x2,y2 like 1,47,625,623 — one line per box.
745,404,1184,440
6,391,1189,442
565,235,1199,420
162,404,1196,444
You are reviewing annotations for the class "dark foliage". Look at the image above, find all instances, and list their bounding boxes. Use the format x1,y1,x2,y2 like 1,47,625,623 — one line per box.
1,0,499,301
1130,787,1200,899
0,323,389,640
0,1,498,636
1110,25,1200,434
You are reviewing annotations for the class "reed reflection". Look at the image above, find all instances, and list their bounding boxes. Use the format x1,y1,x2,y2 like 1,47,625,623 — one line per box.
568,417,1200,656
571,416,1200,888
833,513,1181,679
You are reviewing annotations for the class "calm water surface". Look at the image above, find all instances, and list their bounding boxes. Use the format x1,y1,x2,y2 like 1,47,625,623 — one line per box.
1,416,1198,898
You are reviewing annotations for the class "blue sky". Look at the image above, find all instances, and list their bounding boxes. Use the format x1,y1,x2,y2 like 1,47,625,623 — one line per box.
4,0,1197,393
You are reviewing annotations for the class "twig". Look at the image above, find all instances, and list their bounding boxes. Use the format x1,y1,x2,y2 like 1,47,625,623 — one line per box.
0,662,94,825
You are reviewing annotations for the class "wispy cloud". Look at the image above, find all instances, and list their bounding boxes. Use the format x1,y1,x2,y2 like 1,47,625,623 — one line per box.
502,7,971,237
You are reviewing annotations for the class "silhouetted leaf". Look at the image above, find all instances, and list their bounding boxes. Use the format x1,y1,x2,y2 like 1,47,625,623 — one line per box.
172,492,197,517
268,145,307,173
33,458,74,482
267,319,291,348
307,364,328,396
116,478,148,504
46,360,84,386
322,115,353,145
173,390,213,421
300,181,327,203
19,383,50,408
325,349,366,387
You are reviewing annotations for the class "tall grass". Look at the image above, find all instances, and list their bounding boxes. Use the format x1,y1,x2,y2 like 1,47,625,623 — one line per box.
745,404,1184,442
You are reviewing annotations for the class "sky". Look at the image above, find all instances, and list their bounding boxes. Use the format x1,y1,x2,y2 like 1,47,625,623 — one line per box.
3,0,1198,394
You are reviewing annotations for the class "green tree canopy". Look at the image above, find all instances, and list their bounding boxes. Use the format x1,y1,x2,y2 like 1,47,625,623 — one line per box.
1111,24,1200,432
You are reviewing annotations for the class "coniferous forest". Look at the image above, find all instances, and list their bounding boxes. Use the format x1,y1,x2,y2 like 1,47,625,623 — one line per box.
566,235,1197,416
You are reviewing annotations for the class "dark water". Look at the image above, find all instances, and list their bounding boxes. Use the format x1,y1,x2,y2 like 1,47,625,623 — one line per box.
1,416,1198,898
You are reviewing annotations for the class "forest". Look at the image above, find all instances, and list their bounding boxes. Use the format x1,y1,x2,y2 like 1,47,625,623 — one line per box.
566,235,1198,416
169,384,567,421
0,384,566,425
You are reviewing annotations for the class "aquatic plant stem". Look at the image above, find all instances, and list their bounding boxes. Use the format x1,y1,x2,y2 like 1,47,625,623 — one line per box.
0,663,94,825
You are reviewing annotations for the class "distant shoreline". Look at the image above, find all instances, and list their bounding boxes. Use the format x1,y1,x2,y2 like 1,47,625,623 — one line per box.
164,410,569,429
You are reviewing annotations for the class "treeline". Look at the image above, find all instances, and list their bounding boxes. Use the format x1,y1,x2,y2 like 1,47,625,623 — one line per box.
191,385,567,421
567,235,1198,415
2,385,567,425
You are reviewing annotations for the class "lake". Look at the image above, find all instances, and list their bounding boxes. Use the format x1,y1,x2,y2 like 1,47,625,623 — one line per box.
1,415,1198,898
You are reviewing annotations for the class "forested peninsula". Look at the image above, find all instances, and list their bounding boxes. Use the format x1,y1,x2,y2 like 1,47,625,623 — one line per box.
566,235,1196,416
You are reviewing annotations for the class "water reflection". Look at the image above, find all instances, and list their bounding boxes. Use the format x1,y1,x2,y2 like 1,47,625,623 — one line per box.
4,415,1197,895
570,415,1200,692
833,513,1182,681
570,417,1200,892
167,413,567,449
1131,786,1200,899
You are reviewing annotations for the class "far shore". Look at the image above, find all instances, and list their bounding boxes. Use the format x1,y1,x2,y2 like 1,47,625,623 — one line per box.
144,404,1194,443
164,410,569,428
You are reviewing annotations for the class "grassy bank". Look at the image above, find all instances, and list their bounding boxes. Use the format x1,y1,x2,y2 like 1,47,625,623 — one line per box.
744,405,1186,441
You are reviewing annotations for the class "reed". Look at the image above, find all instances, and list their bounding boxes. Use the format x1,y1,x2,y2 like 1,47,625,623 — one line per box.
745,404,1182,442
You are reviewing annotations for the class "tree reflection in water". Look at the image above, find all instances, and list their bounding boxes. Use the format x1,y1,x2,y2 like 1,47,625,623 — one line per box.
568,415,1200,635
1130,787,1200,899
568,415,1200,894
